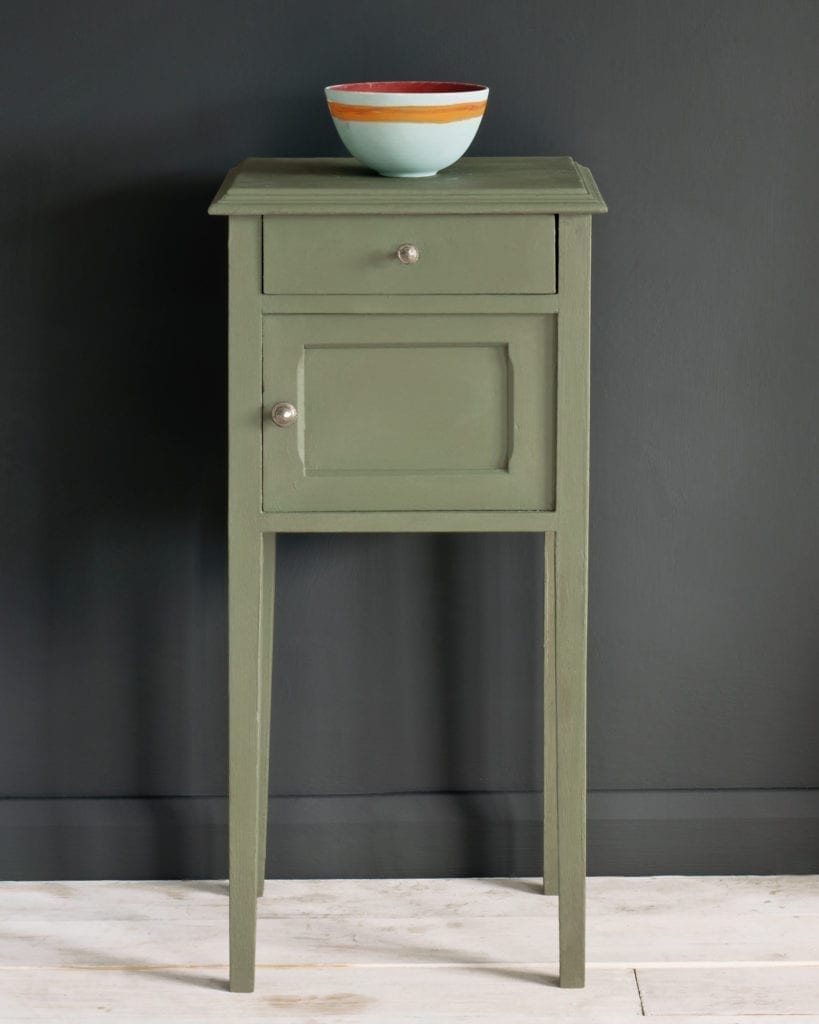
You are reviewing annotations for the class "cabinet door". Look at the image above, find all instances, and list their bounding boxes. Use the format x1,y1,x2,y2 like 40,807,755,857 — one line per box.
262,314,556,513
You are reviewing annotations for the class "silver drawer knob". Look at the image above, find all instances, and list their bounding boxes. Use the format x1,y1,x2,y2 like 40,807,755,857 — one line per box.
270,402,298,427
396,242,420,265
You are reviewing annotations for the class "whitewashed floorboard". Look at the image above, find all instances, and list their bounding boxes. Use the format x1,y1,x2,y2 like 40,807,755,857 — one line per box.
4,913,819,969
1,877,818,1020
1,876,817,967
637,965,819,1015
3,875,817,920
0,965,640,1020
0,881,228,921
18,1018,819,1024
0,1014,644,1024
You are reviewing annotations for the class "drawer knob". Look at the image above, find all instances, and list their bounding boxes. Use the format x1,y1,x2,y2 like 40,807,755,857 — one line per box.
396,242,420,265
270,402,298,427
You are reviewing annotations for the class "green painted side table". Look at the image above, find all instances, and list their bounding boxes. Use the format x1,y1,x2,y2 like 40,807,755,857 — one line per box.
209,156,607,991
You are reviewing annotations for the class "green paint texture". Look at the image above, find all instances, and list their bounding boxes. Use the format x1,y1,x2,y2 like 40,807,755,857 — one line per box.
210,156,606,990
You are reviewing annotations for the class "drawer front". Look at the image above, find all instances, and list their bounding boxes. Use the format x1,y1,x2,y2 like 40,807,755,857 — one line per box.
262,215,555,295
262,314,556,513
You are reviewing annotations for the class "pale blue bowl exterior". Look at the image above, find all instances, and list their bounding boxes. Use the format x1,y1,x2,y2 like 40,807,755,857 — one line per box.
325,85,489,178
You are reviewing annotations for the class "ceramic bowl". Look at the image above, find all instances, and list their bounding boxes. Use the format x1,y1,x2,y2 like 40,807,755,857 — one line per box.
325,81,489,177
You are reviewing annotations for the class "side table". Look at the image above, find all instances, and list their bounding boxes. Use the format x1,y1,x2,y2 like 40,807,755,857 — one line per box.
208,156,607,991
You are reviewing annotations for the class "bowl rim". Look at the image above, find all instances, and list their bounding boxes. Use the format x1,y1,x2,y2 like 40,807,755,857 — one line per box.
325,80,489,97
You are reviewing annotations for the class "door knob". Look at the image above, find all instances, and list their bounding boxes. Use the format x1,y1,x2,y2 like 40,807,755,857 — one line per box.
396,243,420,264
270,402,298,427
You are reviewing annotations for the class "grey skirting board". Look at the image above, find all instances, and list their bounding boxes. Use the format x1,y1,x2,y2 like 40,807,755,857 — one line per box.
1,789,818,880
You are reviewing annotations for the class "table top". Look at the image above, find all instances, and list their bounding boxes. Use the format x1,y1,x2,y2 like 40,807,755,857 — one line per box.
209,156,607,216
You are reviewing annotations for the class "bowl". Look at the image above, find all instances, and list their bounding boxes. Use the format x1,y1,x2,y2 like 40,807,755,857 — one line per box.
325,81,489,178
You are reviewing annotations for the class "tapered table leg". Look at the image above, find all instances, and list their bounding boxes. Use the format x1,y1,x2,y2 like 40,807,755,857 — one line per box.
555,528,587,988
257,533,276,897
543,531,558,895
229,530,264,992
553,215,591,988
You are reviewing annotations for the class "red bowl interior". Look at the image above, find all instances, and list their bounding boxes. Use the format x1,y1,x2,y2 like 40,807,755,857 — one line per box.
329,81,486,94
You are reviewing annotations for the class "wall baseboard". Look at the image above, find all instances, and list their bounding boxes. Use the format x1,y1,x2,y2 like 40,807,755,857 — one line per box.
1,790,817,879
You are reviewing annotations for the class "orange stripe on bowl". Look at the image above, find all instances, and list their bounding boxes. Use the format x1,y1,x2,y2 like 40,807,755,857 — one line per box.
327,100,486,123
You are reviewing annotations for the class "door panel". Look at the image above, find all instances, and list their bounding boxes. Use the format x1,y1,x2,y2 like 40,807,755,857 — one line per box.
304,344,509,473
262,314,556,512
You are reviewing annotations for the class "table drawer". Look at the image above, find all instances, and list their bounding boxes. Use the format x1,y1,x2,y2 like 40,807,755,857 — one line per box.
262,214,555,295
262,313,556,513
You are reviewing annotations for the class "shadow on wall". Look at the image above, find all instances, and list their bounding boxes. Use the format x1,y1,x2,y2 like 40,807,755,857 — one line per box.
2,169,229,874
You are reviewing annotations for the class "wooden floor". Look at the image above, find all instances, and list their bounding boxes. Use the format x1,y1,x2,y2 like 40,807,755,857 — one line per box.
1,876,817,1022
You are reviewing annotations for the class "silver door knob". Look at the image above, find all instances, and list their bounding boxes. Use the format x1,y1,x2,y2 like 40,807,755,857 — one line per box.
270,402,298,427
396,243,420,265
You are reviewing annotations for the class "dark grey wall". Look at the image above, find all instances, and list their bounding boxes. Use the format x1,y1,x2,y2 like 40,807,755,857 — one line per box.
2,0,818,879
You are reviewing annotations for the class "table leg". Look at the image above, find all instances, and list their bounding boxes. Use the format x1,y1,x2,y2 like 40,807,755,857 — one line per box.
543,531,558,895
228,530,264,992
553,213,591,988
257,533,276,897
555,527,587,988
